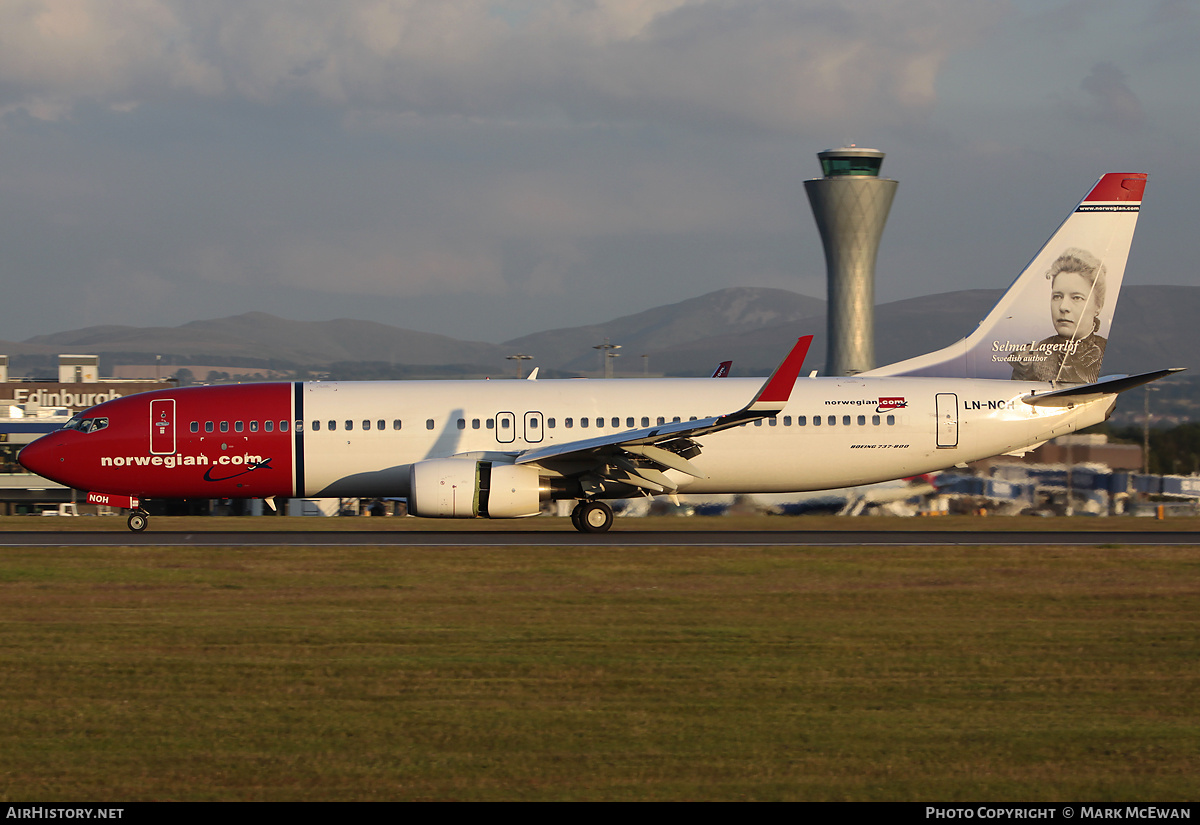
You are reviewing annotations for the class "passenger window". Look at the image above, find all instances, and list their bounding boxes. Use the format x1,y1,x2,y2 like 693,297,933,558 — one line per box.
529,418,539,429
672,417,681,423
657,417,665,425
798,416,806,426
783,416,791,426
612,417,620,428
887,415,895,425
363,420,371,431
377,420,385,431
345,420,353,431
857,415,866,426
828,416,836,426
500,418,509,429
581,418,589,428
426,419,435,430
456,419,465,430
250,421,259,432
234,421,244,432
813,416,821,427
626,417,634,428
641,417,650,427
565,418,573,428
754,419,763,427
689,416,697,421
472,419,480,429
393,420,402,430
486,419,494,429
547,418,555,428
220,421,229,433
312,421,321,431
190,422,199,433
265,420,274,432
328,420,336,431
769,418,777,426
842,416,851,426
872,415,880,426
595,417,603,428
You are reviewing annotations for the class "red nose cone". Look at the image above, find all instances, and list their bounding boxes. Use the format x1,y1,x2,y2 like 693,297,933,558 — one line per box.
18,437,59,481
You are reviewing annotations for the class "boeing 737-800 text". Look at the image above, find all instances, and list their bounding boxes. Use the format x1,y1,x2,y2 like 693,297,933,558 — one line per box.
18,173,1179,532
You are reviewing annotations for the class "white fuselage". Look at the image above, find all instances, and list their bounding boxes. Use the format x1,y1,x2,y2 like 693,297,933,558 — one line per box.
297,376,1110,498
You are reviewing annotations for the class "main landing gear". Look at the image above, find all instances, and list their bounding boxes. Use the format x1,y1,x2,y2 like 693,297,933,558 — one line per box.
570,500,614,534
126,510,149,532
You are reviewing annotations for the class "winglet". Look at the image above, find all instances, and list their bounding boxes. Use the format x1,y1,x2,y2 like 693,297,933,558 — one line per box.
744,336,812,413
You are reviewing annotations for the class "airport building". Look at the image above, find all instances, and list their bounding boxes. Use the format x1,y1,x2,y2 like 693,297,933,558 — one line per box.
805,147,897,376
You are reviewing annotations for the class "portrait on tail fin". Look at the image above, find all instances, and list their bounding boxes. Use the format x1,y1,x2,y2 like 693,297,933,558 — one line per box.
862,172,1144,381
1009,248,1107,383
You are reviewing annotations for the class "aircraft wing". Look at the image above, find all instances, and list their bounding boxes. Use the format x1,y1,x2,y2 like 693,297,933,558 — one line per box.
1022,368,1185,407
511,336,812,493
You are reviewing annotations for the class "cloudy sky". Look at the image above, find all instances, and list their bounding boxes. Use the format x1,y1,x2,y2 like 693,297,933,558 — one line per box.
2,0,1197,344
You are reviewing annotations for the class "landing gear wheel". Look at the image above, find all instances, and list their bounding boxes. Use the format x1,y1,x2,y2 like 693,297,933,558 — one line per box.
570,502,585,532
127,511,149,533
575,501,614,534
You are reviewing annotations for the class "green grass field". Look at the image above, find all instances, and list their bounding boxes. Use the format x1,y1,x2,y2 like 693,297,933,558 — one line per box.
0,537,1197,800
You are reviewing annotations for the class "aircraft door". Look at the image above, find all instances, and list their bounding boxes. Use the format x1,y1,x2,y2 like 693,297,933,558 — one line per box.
150,398,176,455
524,411,544,443
935,393,958,448
495,411,516,444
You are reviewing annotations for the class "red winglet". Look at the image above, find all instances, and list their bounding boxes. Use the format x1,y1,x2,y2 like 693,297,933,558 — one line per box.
1083,173,1147,203
748,335,812,410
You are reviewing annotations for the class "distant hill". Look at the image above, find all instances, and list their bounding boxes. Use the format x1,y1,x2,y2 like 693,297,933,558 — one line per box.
644,286,1199,376
21,312,505,369
501,287,826,372
5,285,1197,378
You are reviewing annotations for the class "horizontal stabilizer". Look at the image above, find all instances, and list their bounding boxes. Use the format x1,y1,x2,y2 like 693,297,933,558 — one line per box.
1022,368,1184,407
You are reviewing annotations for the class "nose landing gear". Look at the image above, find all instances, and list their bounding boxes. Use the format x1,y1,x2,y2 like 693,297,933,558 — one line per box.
126,510,149,532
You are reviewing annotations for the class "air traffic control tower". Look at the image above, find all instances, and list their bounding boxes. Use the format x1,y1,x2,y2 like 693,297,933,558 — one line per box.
805,147,897,376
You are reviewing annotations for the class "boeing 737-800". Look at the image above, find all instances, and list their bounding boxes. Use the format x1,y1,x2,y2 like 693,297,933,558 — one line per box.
18,173,1179,532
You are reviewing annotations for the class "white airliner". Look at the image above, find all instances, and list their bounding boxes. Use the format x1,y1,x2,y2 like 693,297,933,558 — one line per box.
18,173,1179,533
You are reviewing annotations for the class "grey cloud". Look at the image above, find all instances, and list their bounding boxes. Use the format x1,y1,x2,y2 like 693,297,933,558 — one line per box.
1080,61,1145,129
1,1,996,133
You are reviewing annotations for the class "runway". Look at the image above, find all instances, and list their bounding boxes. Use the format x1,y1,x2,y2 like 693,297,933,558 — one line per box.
1,529,1197,547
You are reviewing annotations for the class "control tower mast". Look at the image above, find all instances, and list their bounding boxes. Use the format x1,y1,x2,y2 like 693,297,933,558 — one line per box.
804,147,897,376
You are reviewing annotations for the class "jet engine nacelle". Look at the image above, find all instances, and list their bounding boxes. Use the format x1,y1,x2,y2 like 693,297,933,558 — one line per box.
408,458,543,519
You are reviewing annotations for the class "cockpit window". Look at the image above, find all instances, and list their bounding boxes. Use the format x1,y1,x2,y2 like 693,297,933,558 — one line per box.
65,416,109,433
